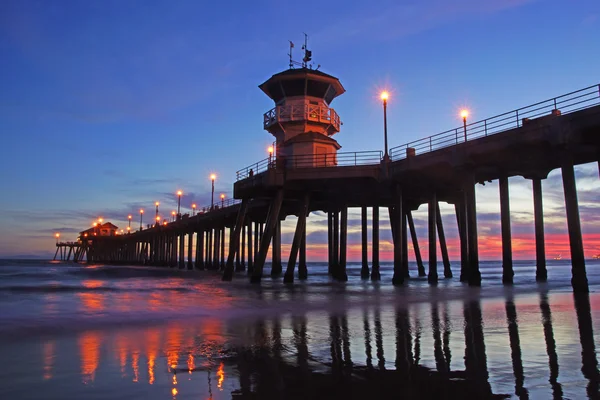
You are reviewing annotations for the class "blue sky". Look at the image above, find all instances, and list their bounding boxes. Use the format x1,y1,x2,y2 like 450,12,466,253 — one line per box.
1,0,599,258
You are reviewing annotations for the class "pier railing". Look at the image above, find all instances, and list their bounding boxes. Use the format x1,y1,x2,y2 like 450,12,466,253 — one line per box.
195,197,241,214
236,150,383,180
264,103,341,131
389,84,600,160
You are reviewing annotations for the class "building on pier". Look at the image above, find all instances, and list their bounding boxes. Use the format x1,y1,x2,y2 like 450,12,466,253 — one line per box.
79,222,119,238
260,68,345,167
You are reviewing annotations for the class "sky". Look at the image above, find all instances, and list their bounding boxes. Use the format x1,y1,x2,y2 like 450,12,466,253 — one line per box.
1,0,599,260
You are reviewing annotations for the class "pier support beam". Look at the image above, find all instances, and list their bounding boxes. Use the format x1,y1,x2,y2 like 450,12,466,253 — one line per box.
455,196,469,282
436,203,452,278
187,232,193,270
284,194,310,283
247,222,254,274
222,199,248,281
327,212,333,275
212,229,219,270
252,222,259,273
392,186,404,286
333,210,340,276
428,194,438,285
220,226,225,270
251,190,284,283
408,211,426,276
238,221,246,272
206,230,212,269
361,206,370,279
175,233,185,269
532,179,547,281
298,220,307,280
466,182,481,286
499,176,514,284
196,230,204,270
271,220,282,277
402,210,409,278
562,158,588,293
338,206,348,281
371,206,381,281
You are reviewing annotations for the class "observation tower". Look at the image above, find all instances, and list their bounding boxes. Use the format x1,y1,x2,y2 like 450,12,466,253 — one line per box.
259,41,345,167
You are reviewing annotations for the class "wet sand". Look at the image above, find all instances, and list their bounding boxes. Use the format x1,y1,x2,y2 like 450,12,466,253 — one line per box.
0,260,599,399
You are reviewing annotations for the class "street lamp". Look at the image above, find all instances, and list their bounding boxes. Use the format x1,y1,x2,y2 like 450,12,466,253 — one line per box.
155,201,160,221
55,233,60,244
192,203,197,216
156,216,161,226
127,226,131,234
177,190,182,216
128,215,132,229
380,91,390,162
171,211,176,222
210,174,216,210
268,146,274,166
460,109,469,142
139,209,144,231
98,218,103,224
220,193,225,208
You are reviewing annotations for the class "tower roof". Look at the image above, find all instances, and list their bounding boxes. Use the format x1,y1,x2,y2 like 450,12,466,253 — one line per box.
259,68,346,104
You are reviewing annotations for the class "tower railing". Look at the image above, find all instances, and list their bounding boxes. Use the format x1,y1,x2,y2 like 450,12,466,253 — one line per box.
236,150,382,180
264,103,341,131
389,84,600,160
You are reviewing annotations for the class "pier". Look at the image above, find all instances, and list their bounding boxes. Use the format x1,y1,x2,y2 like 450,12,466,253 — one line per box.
67,65,600,293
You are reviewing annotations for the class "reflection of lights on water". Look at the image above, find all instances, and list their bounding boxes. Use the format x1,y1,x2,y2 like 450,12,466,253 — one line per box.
172,374,178,385
119,349,127,377
217,362,224,390
43,340,55,380
148,353,155,385
171,387,178,396
132,353,139,382
79,331,100,384
187,354,195,375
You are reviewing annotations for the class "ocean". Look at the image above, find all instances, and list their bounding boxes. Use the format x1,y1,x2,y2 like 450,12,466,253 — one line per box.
0,259,598,399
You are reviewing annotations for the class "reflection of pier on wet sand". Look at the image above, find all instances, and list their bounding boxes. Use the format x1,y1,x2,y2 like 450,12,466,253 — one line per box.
7,291,599,399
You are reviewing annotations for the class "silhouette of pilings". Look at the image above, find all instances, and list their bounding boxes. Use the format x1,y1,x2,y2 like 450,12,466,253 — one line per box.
505,296,529,398
573,292,600,398
463,300,491,396
539,291,563,399
234,302,508,399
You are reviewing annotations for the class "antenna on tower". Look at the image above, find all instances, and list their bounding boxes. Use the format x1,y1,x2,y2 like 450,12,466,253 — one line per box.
301,33,312,68
288,40,294,69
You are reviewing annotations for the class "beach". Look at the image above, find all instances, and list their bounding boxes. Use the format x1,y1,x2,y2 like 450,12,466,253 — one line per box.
0,259,599,399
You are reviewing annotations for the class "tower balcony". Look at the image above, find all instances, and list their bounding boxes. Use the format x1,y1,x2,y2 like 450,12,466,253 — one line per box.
263,103,341,133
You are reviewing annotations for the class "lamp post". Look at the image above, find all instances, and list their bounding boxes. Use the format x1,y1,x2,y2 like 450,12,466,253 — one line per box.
177,190,182,216
139,209,144,231
210,174,216,210
156,216,161,226
461,109,469,142
171,211,176,222
128,215,132,229
127,226,131,234
268,146,274,166
380,91,390,162
98,218,103,224
220,193,225,208
155,202,160,221
192,203,196,216
55,233,60,244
